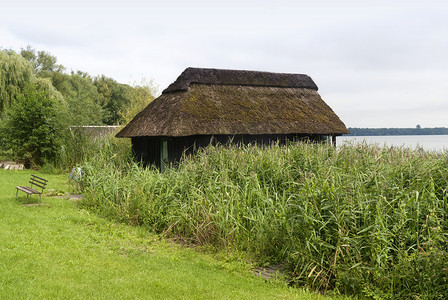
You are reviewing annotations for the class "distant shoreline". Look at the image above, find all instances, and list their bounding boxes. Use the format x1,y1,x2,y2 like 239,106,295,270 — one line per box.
346,127,448,136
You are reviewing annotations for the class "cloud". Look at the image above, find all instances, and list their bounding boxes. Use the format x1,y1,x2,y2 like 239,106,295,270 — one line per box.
2,0,448,127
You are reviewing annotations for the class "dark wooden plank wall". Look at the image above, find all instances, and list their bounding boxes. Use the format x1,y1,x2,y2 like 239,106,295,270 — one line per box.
132,137,161,168
132,134,330,168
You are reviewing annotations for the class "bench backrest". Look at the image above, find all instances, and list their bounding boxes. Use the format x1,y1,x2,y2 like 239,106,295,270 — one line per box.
30,175,48,192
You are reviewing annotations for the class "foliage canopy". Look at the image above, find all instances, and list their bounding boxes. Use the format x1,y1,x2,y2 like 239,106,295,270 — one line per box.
0,46,157,168
0,83,66,167
0,50,34,112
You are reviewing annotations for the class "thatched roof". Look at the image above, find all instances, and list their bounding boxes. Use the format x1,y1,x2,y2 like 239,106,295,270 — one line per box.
116,68,349,138
163,67,318,93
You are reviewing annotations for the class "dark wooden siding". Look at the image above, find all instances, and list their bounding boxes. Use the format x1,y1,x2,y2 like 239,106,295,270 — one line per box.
132,134,329,168
132,137,161,168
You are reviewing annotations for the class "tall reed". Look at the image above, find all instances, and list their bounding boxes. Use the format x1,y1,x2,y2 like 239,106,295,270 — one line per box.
79,139,448,298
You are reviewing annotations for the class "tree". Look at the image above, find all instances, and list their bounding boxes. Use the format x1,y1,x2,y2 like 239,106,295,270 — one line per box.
0,50,34,112
64,72,103,125
0,83,66,167
20,46,65,78
94,75,133,124
122,78,158,123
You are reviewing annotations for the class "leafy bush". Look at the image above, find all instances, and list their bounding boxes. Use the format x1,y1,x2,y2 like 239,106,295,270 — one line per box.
0,83,66,167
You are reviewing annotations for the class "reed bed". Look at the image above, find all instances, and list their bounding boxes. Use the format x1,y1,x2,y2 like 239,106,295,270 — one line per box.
79,140,448,298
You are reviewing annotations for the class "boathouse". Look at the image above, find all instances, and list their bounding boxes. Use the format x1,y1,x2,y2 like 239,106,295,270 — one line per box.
116,67,349,168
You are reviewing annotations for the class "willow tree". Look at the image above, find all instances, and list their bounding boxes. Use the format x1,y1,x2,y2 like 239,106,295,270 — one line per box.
0,50,34,112
0,49,69,167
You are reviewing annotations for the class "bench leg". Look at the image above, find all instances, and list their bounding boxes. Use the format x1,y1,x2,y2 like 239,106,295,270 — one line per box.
16,189,18,199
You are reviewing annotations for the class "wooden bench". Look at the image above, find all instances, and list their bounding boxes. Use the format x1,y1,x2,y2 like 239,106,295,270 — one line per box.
16,175,48,202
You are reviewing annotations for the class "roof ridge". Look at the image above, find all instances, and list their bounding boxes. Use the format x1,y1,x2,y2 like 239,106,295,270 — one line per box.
162,67,318,94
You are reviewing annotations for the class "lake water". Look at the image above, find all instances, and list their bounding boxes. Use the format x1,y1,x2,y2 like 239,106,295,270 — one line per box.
338,135,448,152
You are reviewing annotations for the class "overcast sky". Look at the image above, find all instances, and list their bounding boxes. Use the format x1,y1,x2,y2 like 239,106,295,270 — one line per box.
2,0,447,128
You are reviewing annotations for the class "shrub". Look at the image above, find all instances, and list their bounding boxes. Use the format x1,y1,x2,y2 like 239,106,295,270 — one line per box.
0,83,66,167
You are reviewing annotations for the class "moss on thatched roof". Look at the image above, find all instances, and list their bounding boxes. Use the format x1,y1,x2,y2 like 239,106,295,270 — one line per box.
116,68,349,138
163,67,318,93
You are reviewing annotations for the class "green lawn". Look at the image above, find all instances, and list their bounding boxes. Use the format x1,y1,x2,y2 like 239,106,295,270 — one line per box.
0,169,345,299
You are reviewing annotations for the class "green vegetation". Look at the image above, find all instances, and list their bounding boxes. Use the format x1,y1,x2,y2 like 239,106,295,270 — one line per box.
0,83,66,167
0,46,156,169
1,169,335,299
79,139,448,299
2,44,447,298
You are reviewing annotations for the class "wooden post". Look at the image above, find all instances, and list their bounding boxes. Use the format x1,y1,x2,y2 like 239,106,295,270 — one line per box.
160,138,168,172
331,135,336,147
